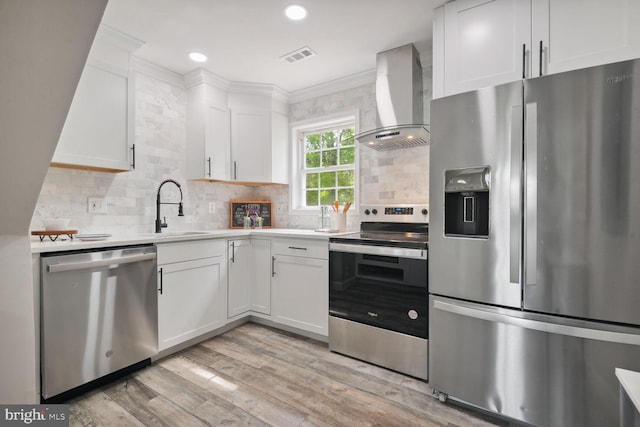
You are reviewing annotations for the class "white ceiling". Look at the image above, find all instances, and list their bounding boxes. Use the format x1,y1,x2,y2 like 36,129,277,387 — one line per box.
101,0,438,93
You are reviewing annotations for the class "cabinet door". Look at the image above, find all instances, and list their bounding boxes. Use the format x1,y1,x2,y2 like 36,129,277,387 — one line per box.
53,64,132,171
227,239,251,318
205,104,230,180
270,111,289,184
250,238,272,315
438,0,531,97
532,0,640,76
158,255,225,351
231,108,271,183
272,255,328,336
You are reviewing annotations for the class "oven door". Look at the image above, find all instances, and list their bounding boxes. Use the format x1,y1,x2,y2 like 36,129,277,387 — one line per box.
329,242,428,339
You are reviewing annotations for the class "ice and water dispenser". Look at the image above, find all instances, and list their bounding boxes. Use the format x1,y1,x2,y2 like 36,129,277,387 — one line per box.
444,167,490,238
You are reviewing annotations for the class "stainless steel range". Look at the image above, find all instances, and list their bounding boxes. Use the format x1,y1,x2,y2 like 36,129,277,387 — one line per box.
328,204,429,379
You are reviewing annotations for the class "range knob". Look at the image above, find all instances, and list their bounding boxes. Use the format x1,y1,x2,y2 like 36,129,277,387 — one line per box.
364,209,370,215
422,208,429,215
371,209,378,215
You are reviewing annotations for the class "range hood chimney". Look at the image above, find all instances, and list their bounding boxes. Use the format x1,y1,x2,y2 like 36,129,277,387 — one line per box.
355,43,429,151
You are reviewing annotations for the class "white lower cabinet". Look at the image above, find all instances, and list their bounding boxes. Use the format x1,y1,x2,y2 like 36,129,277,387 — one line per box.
157,240,226,351
227,239,251,318
157,235,328,354
271,239,329,336
228,238,271,318
250,238,272,315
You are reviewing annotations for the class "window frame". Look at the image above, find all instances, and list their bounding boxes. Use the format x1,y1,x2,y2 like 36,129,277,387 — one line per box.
289,110,359,215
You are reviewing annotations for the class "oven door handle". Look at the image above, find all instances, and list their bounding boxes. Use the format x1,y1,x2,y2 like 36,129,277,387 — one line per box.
329,243,427,260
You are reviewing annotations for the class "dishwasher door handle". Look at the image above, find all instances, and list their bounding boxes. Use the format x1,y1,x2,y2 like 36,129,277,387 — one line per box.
48,252,157,273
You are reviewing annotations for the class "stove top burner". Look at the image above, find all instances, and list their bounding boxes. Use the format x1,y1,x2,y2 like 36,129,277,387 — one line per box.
330,204,429,249
330,225,428,250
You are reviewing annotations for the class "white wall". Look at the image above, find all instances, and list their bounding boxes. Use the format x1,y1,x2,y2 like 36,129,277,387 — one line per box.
31,70,288,234
32,57,434,235
289,69,433,208
0,0,107,403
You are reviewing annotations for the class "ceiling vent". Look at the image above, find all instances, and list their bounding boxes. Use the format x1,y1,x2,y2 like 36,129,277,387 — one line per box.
281,46,317,63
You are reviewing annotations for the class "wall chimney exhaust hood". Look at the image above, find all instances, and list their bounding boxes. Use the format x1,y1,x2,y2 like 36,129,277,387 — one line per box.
355,43,429,151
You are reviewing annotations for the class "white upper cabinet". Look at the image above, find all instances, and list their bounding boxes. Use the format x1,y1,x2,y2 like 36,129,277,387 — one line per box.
434,0,530,98
228,87,289,184
434,0,640,98
186,76,289,185
185,70,231,181
532,0,640,77
52,25,142,171
230,106,270,183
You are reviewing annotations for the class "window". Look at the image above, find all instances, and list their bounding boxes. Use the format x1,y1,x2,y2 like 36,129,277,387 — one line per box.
290,113,358,213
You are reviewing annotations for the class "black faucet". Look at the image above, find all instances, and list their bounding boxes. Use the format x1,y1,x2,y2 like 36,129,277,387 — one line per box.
155,179,184,233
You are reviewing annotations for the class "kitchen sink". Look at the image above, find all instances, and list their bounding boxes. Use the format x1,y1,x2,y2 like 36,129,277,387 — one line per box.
136,231,214,239
153,231,212,238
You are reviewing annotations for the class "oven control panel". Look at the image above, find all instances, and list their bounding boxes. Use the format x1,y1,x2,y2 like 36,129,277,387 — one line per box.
385,207,414,215
361,204,429,223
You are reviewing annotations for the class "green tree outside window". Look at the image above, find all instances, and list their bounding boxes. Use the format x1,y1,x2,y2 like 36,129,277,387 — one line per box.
303,125,355,207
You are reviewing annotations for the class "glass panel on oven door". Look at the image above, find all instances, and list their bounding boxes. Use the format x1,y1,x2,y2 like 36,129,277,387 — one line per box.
329,251,428,338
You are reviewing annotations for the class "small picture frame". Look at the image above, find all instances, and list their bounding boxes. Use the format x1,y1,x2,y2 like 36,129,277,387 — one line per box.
230,200,273,228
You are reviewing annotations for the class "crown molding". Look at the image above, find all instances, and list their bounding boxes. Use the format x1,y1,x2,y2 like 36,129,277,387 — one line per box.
96,23,144,53
288,69,376,104
227,81,289,102
132,57,184,88
183,68,230,91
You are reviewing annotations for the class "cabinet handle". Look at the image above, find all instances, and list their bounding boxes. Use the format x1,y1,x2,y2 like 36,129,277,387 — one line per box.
159,267,163,295
272,256,276,277
234,161,237,180
230,241,235,263
539,40,543,77
130,144,136,169
206,156,211,177
522,43,526,79
288,246,308,251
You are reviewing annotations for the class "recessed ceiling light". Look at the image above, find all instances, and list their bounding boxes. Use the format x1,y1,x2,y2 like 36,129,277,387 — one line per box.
188,52,208,63
285,5,307,21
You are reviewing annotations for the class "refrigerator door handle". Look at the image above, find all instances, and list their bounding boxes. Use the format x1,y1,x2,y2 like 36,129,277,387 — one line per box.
525,102,538,286
510,105,523,285
434,299,640,346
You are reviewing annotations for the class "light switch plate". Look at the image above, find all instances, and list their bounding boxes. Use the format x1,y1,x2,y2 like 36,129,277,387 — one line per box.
88,197,107,214
209,202,216,214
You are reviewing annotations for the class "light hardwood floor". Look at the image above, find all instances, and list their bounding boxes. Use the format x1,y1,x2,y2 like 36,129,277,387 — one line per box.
68,322,506,427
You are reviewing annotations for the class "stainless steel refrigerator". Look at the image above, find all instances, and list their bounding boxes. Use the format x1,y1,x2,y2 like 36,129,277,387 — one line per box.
429,58,640,427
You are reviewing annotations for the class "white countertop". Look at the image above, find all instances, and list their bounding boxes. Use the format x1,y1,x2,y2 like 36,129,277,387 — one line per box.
31,228,350,253
616,368,640,413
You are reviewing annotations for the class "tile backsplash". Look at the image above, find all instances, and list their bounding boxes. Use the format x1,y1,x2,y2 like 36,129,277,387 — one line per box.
31,71,287,235
359,144,429,205
31,64,431,235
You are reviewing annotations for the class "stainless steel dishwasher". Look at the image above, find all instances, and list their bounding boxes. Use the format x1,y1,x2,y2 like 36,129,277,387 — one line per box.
40,245,158,401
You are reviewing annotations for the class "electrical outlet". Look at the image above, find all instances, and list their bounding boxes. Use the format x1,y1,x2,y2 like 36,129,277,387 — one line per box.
276,206,283,215
88,197,107,214
208,202,216,214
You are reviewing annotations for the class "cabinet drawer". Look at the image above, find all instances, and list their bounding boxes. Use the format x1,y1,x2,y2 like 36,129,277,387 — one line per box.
157,239,226,265
272,238,328,260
